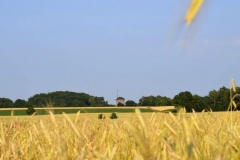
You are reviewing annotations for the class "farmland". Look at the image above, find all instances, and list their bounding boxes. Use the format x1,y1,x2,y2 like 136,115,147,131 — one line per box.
0,109,240,159
0,106,175,116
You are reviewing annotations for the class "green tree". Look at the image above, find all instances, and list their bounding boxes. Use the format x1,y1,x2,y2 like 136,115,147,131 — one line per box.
208,87,230,111
218,86,230,111
138,95,172,106
0,98,13,108
201,96,212,111
14,99,28,108
125,100,137,106
173,91,193,112
110,112,118,119
192,95,207,112
28,91,108,107
117,102,124,106
155,96,172,106
139,96,156,106
26,106,36,115
98,114,106,119
209,90,219,108
88,97,96,106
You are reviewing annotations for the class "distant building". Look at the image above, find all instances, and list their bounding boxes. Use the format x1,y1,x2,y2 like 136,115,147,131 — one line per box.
116,97,125,106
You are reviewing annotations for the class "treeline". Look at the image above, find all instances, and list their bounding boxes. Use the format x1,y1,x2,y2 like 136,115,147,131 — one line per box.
0,91,108,108
138,96,172,106
0,86,240,111
125,86,240,112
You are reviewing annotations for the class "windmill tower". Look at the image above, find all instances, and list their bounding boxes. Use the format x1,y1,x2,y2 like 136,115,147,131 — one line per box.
114,89,125,106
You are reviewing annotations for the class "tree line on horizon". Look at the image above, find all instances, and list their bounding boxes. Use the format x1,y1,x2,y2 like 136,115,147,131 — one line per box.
137,86,240,112
0,86,240,112
0,91,109,108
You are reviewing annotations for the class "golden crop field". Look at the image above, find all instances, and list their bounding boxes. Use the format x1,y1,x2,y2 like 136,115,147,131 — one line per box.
0,109,240,159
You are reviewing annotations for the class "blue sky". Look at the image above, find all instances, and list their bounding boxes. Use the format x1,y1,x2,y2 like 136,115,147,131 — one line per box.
1,0,240,104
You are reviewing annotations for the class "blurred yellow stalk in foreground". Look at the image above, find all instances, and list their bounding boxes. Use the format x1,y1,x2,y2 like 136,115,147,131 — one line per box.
185,0,204,25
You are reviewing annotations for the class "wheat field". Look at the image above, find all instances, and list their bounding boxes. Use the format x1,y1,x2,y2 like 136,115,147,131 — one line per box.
0,109,239,159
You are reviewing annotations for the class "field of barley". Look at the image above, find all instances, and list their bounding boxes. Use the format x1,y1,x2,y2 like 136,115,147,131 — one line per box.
0,109,240,159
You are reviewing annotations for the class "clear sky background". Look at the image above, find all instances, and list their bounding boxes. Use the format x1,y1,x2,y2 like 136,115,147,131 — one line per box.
1,0,240,104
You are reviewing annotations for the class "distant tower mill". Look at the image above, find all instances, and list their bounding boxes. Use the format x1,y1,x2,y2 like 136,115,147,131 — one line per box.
116,97,125,106
115,89,125,106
